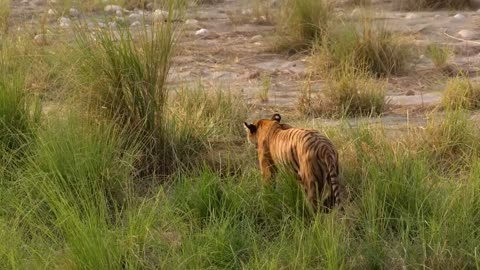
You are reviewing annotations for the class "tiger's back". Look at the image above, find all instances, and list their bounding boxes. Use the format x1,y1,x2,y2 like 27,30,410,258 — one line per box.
244,114,345,211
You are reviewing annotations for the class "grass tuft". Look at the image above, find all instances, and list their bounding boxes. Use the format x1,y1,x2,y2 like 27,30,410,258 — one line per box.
299,68,387,117
442,76,480,110
425,43,452,71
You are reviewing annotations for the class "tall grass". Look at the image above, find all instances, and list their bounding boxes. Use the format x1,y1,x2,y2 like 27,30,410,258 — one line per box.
75,1,182,174
442,76,480,110
275,0,333,53
299,68,387,117
314,19,412,77
0,0,8,34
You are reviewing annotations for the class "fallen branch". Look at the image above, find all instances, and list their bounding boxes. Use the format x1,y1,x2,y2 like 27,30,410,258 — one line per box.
442,31,480,45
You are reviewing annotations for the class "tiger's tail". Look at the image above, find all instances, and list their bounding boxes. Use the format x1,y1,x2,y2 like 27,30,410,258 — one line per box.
322,167,345,212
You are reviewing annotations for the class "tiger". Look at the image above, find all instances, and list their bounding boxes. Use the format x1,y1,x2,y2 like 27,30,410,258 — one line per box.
244,113,345,212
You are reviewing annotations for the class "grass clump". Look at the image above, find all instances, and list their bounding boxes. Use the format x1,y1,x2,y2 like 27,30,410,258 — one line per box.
425,43,452,71
422,109,479,172
314,20,412,77
274,0,333,53
75,1,181,174
442,76,480,110
299,68,387,117
396,0,473,10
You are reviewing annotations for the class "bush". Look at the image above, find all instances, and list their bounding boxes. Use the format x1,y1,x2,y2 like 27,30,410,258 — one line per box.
442,76,480,110
75,1,181,174
299,68,387,117
274,0,333,53
316,19,412,77
425,43,451,69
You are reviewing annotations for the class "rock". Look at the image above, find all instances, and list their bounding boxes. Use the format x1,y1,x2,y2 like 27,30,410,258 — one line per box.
185,19,198,25
434,14,441,19
195,28,209,37
241,9,252,15
405,13,419,19
247,71,261,79
153,9,169,21
130,21,142,28
58,17,71,28
457,29,478,40
34,34,48,45
128,13,142,23
69,8,80,17
108,21,117,29
116,9,123,16
270,0,280,8
47,9,57,16
453,13,465,20
251,35,262,42
405,90,415,96
104,5,123,14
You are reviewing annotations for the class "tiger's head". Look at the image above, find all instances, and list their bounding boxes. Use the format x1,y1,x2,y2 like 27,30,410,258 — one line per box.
244,113,283,145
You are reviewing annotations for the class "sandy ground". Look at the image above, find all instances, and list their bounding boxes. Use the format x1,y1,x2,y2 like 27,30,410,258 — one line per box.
7,0,480,125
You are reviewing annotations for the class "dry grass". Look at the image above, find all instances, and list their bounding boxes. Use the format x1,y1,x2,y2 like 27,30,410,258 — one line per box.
442,76,480,110
298,68,387,117
274,0,333,53
425,43,452,71
0,0,9,34
313,19,413,77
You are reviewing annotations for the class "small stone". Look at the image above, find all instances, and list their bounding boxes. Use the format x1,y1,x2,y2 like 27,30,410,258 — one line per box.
58,17,71,28
405,13,419,19
128,13,142,22
130,21,141,28
241,9,252,15
116,9,123,16
434,14,441,19
247,71,261,79
69,8,80,17
457,29,478,40
453,13,465,20
47,9,57,16
97,22,106,28
185,19,198,25
251,35,262,42
195,28,209,37
32,0,46,6
154,9,169,21
104,5,123,14
34,34,48,45
405,90,415,96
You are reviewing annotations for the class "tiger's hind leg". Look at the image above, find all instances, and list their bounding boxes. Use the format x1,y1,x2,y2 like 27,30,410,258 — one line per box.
300,171,324,212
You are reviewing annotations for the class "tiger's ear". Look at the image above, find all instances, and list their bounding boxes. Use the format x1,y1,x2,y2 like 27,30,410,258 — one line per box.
272,113,281,122
244,122,257,133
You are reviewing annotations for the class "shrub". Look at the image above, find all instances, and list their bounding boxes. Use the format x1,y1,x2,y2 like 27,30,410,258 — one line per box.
425,43,452,70
422,109,479,172
442,76,480,110
74,1,181,174
300,68,387,117
274,0,333,53
317,19,412,77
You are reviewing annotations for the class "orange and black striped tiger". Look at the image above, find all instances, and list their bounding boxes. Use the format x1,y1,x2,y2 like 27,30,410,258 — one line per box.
244,113,345,212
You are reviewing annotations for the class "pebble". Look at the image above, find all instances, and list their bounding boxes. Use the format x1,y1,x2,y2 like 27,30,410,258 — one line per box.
130,21,142,28
104,5,123,14
457,29,478,40
453,13,465,20
154,9,169,21
34,34,48,45
47,9,57,16
128,13,142,23
59,17,71,28
195,28,209,37
405,13,419,19
69,8,80,17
